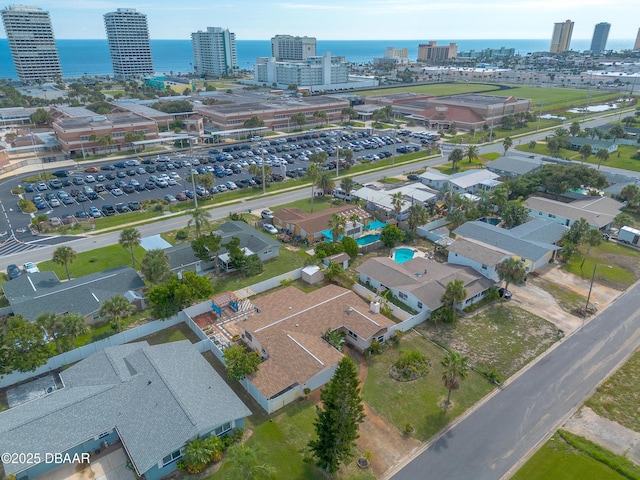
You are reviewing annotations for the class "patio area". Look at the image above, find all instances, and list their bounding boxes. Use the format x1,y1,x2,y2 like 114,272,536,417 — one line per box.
34,443,135,480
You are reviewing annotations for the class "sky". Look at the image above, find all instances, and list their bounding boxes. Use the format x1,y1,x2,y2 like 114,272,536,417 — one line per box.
0,0,638,41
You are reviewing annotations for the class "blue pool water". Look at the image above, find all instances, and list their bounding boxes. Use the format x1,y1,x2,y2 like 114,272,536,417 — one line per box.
479,217,500,226
367,219,388,230
393,248,415,264
356,234,380,246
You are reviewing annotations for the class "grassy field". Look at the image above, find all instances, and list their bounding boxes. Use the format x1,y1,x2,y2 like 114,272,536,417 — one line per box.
482,86,619,111
515,142,640,171
512,432,631,480
37,244,146,279
362,331,495,441
586,349,640,433
563,241,640,291
359,83,501,97
420,305,558,382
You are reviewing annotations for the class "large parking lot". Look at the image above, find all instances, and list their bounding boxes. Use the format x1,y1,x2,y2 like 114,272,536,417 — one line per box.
1,129,429,240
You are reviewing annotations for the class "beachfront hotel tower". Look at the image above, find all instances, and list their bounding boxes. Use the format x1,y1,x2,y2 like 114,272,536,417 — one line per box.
191,27,238,77
550,19,574,53
1,4,62,84
271,34,317,61
104,8,154,79
590,22,610,54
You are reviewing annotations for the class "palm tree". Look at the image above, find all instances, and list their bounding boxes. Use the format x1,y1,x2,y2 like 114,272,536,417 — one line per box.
119,227,141,268
181,437,212,474
580,228,603,271
99,295,136,333
140,249,171,285
315,171,335,199
52,246,76,280
448,148,464,172
579,144,593,164
502,136,513,155
306,162,321,212
441,351,469,408
527,140,537,150
61,313,88,350
340,177,354,197
224,443,275,480
465,145,479,163
391,192,405,220
440,279,467,322
188,207,211,239
407,203,428,233
313,110,328,126
36,312,64,354
596,149,609,170
349,212,361,227
327,213,346,242
496,257,527,303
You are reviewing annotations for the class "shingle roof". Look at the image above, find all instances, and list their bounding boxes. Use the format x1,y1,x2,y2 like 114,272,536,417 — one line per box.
524,196,620,229
274,205,371,236
0,341,250,477
214,220,281,253
448,238,510,266
245,285,394,398
448,169,500,189
2,266,145,321
486,156,545,176
356,257,494,310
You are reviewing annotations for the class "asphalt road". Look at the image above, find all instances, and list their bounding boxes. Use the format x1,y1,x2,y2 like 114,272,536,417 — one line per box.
388,282,640,480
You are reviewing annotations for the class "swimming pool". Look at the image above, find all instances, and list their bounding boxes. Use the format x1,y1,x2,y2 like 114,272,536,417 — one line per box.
366,219,387,230
393,247,415,264
356,234,380,246
478,217,500,226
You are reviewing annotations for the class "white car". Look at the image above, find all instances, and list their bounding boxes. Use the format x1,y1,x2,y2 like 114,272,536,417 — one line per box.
111,188,124,196
170,172,181,179
263,224,278,235
23,262,40,274
225,181,238,190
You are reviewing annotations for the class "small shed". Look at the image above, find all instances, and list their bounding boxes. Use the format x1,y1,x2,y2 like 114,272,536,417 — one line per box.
123,290,146,311
322,252,351,269
301,265,324,284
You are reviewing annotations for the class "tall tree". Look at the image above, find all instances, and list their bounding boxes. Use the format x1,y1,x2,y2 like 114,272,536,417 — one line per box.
328,213,347,243
52,246,76,281
1,316,51,374
502,136,513,155
440,279,467,322
391,192,405,219
36,312,64,354
61,313,89,350
340,177,354,197
306,162,321,212
223,345,261,382
500,200,529,228
407,203,428,233
223,443,275,480
465,145,479,163
569,121,581,136
579,144,593,164
496,257,527,303
580,228,603,271
191,233,223,275
189,207,211,239
341,107,358,122
308,356,365,475
441,351,469,408
315,171,335,198
313,110,328,125
99,295,136,333
596,149,610,170
140,248,171,285
119,227,141,268
448,148,464,172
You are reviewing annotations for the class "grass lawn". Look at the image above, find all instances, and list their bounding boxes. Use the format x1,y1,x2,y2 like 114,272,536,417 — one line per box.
135,322,201,345
586,349,640,433
483,87,619,111
512,432,630,480
420,305,558,382
275,195,334,214
359,83,501,97
362,331,495,442
37,244,146,279
482,152,501,161
435,158,486,174
515,143,640,172
563,241,640,291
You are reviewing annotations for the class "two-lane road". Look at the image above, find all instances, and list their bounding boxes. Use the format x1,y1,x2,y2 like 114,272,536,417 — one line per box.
389,282,640,480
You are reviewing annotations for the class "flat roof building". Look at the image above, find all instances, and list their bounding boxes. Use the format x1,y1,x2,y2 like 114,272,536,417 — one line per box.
550,19,574,53
271,34,316,61
1,5,62,84
192,27,238,77
590,22,610,54
104,8,154,79
417,42,457,62
255,51,349,89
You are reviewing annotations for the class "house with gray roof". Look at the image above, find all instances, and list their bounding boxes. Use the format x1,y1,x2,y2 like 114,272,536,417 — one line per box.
356,256,494,316
486,155,546,179
451,219,566,275
0,340,251,480
568,136,618,154
1,266,145,322
524,196,622,230
214,221,281,272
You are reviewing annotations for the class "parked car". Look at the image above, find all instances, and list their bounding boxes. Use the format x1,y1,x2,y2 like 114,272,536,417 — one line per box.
7,264,21,280
498,287,512,299
102,204,117,216
127,201,142,211
263,224,278,235
23,262,40,274
89,206,102,218
261,209,274,219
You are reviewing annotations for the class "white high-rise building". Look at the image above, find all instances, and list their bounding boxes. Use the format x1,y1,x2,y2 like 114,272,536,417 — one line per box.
104,8,154,79
255,52,348,88
1,5,62,84
271,35,316,61
191,27,238,77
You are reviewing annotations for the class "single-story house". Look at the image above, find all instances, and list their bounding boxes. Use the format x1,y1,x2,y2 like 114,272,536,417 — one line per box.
524,196,622,230
485,155,546,179
239,284,396,413
353,183,438,220
568,136,618,154
356,256,495,316
214,221,281,272
272,205,372,243
165,242,215,273
418,168,501,195
451,219,566,275
0,340,251,480
1,266,145,323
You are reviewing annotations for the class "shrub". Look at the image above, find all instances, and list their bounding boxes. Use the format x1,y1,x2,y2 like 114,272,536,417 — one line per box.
11,187,25,195
18,199,37,213
364,339,384,357
175,229,189,240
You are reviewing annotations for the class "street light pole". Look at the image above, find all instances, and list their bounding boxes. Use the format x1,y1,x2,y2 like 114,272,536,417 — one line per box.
585,264,612,314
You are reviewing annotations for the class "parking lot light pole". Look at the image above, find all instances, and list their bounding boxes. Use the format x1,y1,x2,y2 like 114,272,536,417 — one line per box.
585,264,612,315
191,170,198,209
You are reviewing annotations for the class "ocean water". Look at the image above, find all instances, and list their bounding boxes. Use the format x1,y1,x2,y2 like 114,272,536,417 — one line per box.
0,38,635,81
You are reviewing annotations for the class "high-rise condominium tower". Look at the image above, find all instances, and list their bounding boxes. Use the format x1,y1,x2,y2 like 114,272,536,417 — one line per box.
550,19,574,53
1,4,62,84
104,8,154,79
590,22,610,53
191,27,238,76
271,35,316,61
634,28,640,51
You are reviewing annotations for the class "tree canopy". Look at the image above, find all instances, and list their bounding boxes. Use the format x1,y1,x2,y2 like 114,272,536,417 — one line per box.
223,344,261,381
